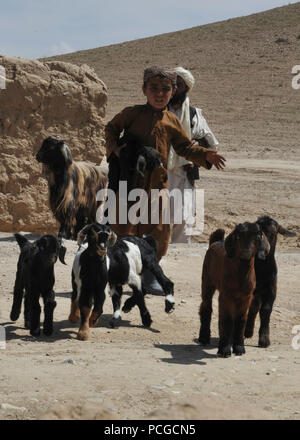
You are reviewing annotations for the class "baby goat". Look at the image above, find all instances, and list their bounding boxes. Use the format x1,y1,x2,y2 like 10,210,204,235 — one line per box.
245,216,296,347
10,233,66,336
198,222,270,357
70,223,174,340
107,134,162,195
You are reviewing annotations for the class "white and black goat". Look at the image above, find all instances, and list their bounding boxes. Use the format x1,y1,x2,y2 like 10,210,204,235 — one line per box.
10,233,66,336
36,136,107,240
69,223,174,340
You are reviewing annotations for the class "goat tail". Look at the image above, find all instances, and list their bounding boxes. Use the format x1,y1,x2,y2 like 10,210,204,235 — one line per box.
209,229,225,246
143,234,158,253
14,233,29,249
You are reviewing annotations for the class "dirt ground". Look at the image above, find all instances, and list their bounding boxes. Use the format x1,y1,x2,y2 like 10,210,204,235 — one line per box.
0,156,300,420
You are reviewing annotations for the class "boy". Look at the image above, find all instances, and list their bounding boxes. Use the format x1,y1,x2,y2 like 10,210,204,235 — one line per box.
105,66,225,261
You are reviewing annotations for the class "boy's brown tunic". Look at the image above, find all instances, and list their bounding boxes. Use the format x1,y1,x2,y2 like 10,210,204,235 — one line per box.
105,103,210,260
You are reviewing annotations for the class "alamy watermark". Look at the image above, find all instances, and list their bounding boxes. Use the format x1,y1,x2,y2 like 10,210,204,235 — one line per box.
291,65,300,90
0,65,6,89
96,182,204,236
291,325,300,350
0,325,6,349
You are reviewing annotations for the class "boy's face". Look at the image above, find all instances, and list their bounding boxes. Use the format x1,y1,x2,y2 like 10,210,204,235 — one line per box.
142,77,175,111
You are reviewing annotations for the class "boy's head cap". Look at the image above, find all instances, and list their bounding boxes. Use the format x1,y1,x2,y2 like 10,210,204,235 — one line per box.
174,67,195,91
143,66,177,87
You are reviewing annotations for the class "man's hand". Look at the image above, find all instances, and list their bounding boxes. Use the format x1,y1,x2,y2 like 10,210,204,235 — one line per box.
206,150,226,170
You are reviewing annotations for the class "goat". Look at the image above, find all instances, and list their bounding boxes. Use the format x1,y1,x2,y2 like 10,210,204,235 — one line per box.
69,223,174,339
36,136,107,240
69,223,117,341
10,233,66,336
198,222,270,357
245,216,296,347
107,134,162,195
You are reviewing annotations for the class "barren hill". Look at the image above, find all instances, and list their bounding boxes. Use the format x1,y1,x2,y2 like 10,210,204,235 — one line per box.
43,2,300,154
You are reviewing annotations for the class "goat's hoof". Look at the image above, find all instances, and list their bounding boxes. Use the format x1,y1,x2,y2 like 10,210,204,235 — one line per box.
217,346,231,358
233,345,245,356
198,330,211,345
109,317,121,328
68,314,79,324
258,335,270,348
244,328,254,339
77,330,89,341
30,327,41,337
89,312,100,328
10,309,20,322
122,302,133,313
142,312,152,328
165,301,175,314
43,326,53,336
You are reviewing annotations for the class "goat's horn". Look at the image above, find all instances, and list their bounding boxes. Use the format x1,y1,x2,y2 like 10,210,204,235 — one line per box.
278,225,296,237
77,224,92,246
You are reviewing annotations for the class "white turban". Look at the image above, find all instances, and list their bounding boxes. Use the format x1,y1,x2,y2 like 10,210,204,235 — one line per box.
174,67,195,91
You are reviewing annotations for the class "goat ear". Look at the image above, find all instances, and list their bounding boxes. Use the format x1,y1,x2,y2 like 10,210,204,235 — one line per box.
224,231,236,258
57,238,67,265
257,231,270,260
278,225,296,237
77,225,92,246
60,143,72,167
108,231,117,247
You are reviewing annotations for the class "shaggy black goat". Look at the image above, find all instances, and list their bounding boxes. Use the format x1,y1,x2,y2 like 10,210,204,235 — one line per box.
10,233,66,336
69,223,174,339
245,216,296,347
36,136,107,239
107,134,162,194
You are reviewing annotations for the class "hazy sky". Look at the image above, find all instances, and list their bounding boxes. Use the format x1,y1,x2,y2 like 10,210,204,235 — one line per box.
0,0,298,59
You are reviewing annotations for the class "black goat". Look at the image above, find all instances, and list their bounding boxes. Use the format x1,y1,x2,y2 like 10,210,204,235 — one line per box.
10,233,66,336
107,134,162,195
69,223,174,338
36,136,107,239
245,216,296,347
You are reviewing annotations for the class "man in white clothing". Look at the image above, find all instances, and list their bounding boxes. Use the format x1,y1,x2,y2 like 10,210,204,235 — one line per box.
168,67,219,243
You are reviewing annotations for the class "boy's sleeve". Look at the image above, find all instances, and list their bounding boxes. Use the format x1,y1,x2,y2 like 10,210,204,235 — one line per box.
105,107,133,159
170,115,210,169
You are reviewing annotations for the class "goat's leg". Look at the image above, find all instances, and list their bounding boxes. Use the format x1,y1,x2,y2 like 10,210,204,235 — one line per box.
244,292,261,339
198,284,216,345
129,285,152,328
232,304,250,356
109,285,123,328
147,263,175,313
77,291,93,341
69,273,80,323
89,288,106,328
10,265,24,322
217,294,234,357
258,287,276,348
122,294,137,314
29,291,42,337
43,290,57,336
24,290,31,329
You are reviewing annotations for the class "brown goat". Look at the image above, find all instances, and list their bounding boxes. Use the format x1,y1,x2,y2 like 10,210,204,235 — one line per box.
198,222,270,357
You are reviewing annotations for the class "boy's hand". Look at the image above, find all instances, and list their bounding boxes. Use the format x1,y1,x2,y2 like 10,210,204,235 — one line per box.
114,143,127,158
206,150,226,170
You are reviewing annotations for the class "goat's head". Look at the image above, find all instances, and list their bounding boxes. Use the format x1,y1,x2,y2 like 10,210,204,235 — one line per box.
256,216,296,251
36,234,67,265
225,222,270,261
77,223,117,258
36,137,73,170
136,146,162,177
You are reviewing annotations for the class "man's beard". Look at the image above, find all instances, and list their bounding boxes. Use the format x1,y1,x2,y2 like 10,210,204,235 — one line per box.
169,91,187,107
